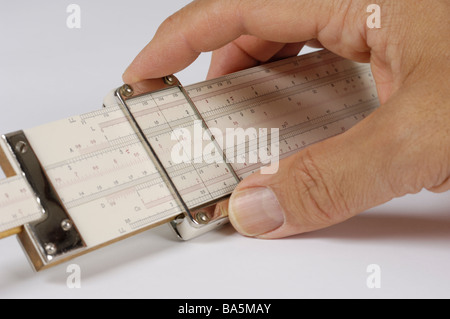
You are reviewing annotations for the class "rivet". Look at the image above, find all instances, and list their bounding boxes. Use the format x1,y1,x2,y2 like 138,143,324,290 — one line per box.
44,243,57,256
120,84,134,98
61,219,73,231
15,141,28,154
164,75,176,86
195,211,210,224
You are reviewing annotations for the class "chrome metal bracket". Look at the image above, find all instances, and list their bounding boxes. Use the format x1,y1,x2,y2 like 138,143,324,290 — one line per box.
114,77,240,240
169,197,231,240
5,131,86,271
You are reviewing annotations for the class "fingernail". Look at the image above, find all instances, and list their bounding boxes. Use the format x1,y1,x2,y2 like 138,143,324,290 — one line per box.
229,187,285,237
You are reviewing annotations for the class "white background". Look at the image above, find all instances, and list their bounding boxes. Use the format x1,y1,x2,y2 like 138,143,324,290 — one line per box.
0,1,449,299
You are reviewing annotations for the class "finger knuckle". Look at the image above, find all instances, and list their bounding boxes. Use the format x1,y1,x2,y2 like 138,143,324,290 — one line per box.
290,150,349,226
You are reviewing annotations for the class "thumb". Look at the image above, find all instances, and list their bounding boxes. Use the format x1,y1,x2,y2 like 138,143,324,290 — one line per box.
227,90,431,239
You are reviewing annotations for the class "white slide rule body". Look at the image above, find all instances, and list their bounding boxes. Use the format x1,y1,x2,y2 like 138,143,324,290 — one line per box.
0,50,379,268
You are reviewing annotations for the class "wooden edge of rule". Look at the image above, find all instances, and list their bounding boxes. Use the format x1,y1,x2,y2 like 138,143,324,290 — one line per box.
0,141,16,178
27,215,176,272
0,140,22,239
0,226,23,240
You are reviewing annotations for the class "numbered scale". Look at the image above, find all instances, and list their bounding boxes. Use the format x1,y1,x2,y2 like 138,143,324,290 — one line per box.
0,50,379,271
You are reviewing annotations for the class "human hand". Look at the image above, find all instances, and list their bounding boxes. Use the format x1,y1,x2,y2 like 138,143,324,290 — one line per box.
123,0,450,239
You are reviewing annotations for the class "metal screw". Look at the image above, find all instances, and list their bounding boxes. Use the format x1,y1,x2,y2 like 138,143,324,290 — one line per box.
195,211,210,224
15,141,28,154
44,243,57,256
120,84,134,97
61,219,73,231
164,75,176,86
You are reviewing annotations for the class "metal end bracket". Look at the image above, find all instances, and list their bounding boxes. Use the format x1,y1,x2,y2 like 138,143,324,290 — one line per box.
5,132,85,271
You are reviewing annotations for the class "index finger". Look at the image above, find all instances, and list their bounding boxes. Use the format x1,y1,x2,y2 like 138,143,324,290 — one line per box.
122,0,362,83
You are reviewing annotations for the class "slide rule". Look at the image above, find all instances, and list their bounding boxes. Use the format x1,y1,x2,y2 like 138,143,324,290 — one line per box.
0,50,379,271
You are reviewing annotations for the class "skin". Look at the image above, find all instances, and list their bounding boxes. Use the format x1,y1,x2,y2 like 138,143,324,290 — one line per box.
123,0,450,239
